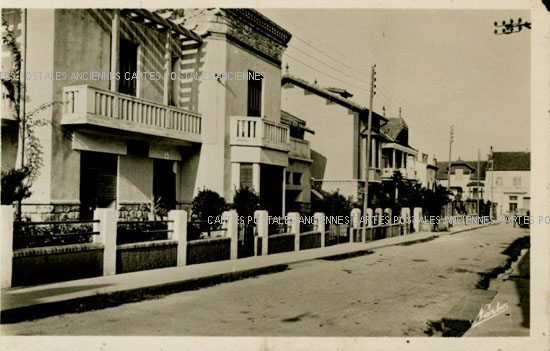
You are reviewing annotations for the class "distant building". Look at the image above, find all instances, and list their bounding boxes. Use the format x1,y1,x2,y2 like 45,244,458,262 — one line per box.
415,153,438,190
379,117,418,182
281,74,387,201
436,158,488,201
485,151,530,216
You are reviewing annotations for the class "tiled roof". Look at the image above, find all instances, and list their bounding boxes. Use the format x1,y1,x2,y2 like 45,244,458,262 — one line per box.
381,117,407,141
492,152,530,171
436,160,488,180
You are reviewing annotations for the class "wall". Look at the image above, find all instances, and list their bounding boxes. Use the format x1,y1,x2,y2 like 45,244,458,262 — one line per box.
12,244,103,286
282,83,358,182
187,237,231,265
116,241,177,274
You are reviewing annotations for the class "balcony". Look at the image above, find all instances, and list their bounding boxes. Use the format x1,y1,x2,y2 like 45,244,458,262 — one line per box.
61,85,201,143
230,116,289,152
289,137,311,161
382,167,416,180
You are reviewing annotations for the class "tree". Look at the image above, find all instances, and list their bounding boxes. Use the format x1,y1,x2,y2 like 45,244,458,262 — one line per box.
312,190,352,217
1,17,57,214
190,188,227,222
232,186,260,219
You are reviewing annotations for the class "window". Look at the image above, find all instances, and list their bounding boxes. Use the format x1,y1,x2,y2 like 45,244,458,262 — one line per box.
509,196,518,201
240,163,253,189
119,39,138,96
285,171,291,185
293,172,302,185
513,177,521,186
80,152,118,220
247,71,262,117
509,203,518,212
496,177,503,186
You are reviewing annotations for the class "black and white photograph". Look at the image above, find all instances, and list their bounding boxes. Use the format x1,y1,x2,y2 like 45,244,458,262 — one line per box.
0,1,548,350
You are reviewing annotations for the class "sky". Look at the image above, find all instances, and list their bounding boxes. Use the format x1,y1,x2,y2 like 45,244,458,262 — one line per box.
260,9,531,162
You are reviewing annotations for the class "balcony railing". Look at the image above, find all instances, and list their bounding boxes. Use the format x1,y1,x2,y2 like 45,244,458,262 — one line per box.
62,85,201,143
382,167,415,180
289,137,311,160
230,116,289,151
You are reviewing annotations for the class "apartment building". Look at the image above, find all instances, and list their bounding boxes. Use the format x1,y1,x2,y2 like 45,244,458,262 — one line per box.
2,8,297,219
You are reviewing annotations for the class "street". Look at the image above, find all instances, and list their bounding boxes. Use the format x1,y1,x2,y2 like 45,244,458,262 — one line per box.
1,224,529,337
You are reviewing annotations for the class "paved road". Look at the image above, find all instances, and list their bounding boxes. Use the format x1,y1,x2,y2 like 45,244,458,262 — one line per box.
1,224,529,336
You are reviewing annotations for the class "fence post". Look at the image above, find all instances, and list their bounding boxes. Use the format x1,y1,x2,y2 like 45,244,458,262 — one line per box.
223,210,239,260
168,210,188,266
314,212,326,247
288,212,300,251
365,208,374,242
400,208,409,235
384,208,392,237
93,208,117,276
413,207,422,233
351,208,361,243
255,210,268,256
1,205,14,288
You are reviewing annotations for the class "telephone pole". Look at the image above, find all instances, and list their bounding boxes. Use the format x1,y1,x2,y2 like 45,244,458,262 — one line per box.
477,148,481,216
447,125,454,190
362,64,376,233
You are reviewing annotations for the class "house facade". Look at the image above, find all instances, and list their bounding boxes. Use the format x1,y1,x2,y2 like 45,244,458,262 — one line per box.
484,151,530,216
2,8,296,220
281,74,387,202
415,153,438,190
379,117,418,182
436,159,488,202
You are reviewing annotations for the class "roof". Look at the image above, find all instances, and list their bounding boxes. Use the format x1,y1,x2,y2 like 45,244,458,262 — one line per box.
326,87,353,98
436,160,488,180
280,110,315,134
281,74,387,121
491,152,530,171
381,117,408,140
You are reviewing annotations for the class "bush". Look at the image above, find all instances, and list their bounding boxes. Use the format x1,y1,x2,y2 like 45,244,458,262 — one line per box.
191,188,227,222
13,222,94,249
1,167,32,205
312,190,352,217
232,186,260,219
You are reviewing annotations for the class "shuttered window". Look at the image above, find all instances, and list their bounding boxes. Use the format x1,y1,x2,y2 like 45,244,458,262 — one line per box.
240,163,253,189
247,71,262,117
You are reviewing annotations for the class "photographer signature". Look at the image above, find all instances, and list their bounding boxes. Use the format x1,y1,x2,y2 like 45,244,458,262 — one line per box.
471,302,509,328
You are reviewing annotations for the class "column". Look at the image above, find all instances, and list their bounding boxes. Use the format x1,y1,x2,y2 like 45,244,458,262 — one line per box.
314,212,326,247
350,208,361,242
168,210,187,266
288,212,300,251
413,207,422,233
231,162,240,198
371,138,376,168
252,163,261,194
282,167,286,216
223,210,239,260
93,208,117,276
255,210,269,256
1,206,14,288
163,30,172,105
110,10,120,92
392,149,396,169
365,208,373,242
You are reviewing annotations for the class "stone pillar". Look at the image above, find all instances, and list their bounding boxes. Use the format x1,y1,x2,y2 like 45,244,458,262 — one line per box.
375,208,383,226
314,212,326,247
255,210,268,256
384,208,392,237
168,210,188,266
400,207,410,235
1,206,14,288
413,207,422,233
93,208,117,276
288,212,300,251
223,210,239,260
351,208,361,242
110,10,120,92
163,30,172,105
231,162,240,198
365,208,374,242
252,163,261,194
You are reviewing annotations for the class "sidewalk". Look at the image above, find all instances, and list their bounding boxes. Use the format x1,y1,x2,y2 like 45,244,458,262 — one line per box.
0,223,492,323
464,248,530,337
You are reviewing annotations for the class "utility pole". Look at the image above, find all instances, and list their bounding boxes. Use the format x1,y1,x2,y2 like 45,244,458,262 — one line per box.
490,146,494,216
477,149,481,216
447,125,454,190
362,64,376,234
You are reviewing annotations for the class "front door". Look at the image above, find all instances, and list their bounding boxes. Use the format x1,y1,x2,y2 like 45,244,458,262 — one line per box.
80,152,118,220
